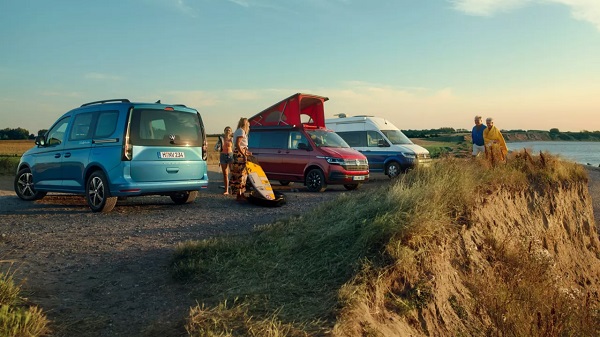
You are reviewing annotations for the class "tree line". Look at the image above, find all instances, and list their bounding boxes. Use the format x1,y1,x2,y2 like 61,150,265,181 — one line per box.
2,126,599,141
0,128,47,140
402,127,600,141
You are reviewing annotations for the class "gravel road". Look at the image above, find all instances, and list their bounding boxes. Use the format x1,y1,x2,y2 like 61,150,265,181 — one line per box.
1,166,598,337
0,166,388,336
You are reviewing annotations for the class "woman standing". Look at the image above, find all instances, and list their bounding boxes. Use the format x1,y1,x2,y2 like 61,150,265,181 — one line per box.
218,126,234,195
230,118,251,201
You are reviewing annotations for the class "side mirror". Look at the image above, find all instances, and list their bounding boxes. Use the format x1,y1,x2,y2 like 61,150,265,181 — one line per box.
298,143,311,151
378,139,389,147
35,135,46,146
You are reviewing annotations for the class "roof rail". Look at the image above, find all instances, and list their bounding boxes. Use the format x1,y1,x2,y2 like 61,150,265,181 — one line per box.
81,99,131,107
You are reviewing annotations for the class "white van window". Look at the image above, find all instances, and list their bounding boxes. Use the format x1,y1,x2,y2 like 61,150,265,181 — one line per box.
336,131,367,147
381,130,413,145
367,131,384,147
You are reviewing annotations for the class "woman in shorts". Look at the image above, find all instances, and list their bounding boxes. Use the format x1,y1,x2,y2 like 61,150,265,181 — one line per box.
217,126,234,195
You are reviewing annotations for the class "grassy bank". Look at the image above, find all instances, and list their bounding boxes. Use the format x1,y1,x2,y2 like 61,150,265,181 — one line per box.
171,152,598,336
413,135,470,158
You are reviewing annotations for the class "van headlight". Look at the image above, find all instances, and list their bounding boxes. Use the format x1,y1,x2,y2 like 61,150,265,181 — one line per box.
325,157,345,165
402,152,416,159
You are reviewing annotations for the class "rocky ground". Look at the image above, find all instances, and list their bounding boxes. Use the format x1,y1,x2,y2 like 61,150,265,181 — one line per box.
1,165,599,337
0,166,388,336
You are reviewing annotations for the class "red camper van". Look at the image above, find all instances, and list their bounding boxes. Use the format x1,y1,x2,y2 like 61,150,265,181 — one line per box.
248,93,369,192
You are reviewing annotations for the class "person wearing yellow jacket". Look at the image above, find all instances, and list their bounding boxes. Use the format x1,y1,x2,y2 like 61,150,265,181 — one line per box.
483,117,508,161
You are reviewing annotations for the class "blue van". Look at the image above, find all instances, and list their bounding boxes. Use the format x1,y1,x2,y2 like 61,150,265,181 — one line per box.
14,99,209,212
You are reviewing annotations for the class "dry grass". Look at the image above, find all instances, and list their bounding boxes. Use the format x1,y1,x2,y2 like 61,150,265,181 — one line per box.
0,140,35,156
172,151,599,336
186,300,309,337
206,135,220,165
467,234,599,337
0,267,50,337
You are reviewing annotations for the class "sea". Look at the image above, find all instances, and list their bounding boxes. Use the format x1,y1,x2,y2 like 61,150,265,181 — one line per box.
507,141,600,167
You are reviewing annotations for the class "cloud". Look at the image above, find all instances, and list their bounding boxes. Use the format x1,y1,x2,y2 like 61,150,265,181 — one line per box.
84,73,124,81
450,0,600,30
173,0,197,17
449,0,529,16
557,0,600,29
227,0,251,7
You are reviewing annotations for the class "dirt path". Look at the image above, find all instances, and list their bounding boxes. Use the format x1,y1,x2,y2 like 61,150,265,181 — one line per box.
1,166,598,336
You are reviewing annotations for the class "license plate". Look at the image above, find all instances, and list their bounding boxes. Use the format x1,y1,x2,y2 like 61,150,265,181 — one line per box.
353,175,366,181
159,152,185,159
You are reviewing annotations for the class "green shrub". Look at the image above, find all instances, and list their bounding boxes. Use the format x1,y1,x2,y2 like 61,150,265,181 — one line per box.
0,156,18,175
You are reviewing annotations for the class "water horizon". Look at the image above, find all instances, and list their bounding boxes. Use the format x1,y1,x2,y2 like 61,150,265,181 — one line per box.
507,141,600,167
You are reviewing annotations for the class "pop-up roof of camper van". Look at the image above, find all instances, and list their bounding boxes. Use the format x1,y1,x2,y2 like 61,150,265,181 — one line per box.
249,93,328,128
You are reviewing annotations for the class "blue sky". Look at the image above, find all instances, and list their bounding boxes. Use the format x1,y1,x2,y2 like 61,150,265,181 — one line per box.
1,0,599,134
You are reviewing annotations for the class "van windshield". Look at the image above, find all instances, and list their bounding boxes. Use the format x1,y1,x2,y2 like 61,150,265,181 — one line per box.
130,108,203,146
306,129,349,148
381,130,413,145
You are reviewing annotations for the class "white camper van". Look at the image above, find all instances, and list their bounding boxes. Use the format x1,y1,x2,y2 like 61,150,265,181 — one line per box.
325,115,431,178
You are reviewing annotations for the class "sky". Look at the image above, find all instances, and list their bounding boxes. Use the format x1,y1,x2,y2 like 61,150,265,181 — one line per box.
1,0,599,135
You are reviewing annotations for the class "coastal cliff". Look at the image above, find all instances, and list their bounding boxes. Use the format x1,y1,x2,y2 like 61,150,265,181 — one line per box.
177,154,600,336
334,157,600,336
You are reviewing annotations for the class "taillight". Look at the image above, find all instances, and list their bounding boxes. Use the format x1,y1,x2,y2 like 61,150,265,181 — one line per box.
202,138,207,161
123,110,133,161
123,143,132,160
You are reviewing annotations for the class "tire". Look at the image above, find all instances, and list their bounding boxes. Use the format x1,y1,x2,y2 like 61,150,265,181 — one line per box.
305,169,327,192
279,180,293,186
14,168,46,201
86,171,117,213
343,184,361,191
386,162,402,178
170,190,198,204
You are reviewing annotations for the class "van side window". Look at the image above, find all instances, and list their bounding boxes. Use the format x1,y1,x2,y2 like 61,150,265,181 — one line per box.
289,131,309,149
46,117,70,146
258,131,288,149
69,113,93,140
94,111,118,138
337,131,366,147
367,131,384,147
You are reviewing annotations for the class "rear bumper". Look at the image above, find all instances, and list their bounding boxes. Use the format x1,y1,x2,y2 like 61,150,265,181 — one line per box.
110,180,209,196
109,170,209,196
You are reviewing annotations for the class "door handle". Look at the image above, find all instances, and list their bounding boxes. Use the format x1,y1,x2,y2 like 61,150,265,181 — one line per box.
64,153,71,158
54,153,61,158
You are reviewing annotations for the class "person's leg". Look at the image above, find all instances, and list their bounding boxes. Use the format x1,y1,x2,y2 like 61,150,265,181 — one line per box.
221,163,229,195
225,162,231,192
